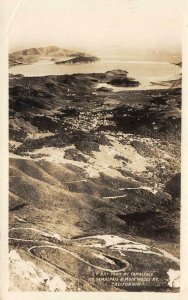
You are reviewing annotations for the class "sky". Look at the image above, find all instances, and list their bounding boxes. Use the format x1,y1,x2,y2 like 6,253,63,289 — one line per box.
8,0,182,56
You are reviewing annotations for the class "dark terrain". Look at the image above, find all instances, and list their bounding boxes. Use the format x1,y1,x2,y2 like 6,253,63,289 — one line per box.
9,69,181,292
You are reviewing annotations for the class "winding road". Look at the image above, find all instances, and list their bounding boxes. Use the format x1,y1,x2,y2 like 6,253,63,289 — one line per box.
9,227,130,273
28,244,130,273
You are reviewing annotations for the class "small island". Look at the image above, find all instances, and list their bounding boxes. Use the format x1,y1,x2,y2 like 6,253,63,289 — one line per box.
55,55,99,64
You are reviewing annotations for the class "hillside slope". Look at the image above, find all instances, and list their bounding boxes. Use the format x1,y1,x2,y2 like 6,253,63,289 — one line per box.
9,71,181,291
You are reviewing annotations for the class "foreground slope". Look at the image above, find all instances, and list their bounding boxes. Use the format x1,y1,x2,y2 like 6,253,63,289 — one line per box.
9,71,181,291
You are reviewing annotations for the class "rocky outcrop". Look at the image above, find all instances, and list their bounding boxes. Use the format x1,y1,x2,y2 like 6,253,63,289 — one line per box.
165,173,181,198
104,69,139,87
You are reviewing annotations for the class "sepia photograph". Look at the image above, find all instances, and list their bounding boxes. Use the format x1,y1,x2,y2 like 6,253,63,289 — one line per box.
3,0,184,295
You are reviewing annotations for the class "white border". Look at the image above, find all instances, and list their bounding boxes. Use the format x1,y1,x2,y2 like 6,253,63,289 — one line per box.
0,1,9,299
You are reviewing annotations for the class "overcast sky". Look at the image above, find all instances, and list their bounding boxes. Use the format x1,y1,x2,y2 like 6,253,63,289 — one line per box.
9,0,182,55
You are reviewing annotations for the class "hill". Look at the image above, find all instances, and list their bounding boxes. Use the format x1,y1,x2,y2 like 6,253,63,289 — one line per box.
9,46,89,67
